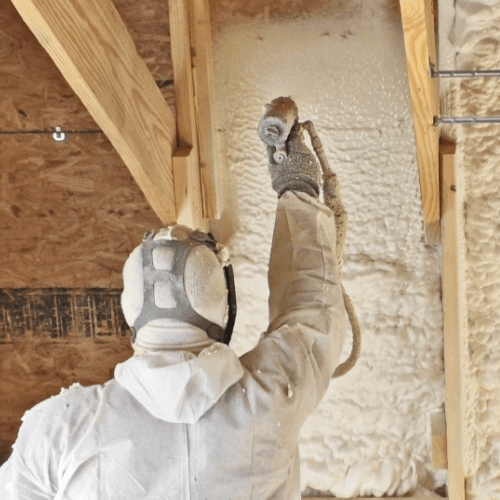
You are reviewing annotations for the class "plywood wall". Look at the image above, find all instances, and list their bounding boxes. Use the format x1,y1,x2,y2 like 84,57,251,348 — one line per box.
0,134,162,288
0,0,175,288
0,0,174,130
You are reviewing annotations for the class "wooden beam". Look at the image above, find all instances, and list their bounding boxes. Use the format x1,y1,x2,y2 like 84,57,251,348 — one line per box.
169,0,206,229
399,0,440,244
11,0,178,225
188,0,222,220
172,148,208,230
169,0,197,149
440,141,466,500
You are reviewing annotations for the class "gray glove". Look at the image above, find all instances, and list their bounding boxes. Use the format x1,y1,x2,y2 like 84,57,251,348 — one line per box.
267,123,321,198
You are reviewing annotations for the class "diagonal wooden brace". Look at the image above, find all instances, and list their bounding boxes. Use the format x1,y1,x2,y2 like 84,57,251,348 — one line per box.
399,0,440,245
11,0,220,229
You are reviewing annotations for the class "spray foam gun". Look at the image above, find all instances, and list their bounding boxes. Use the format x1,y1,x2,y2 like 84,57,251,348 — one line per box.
258,97,361,378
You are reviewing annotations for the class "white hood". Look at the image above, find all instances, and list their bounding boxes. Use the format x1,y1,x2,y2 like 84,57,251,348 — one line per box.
114,342,244,424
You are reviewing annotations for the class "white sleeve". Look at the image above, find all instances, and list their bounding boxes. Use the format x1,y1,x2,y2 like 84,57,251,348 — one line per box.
267,191,347,342
239,191,347,431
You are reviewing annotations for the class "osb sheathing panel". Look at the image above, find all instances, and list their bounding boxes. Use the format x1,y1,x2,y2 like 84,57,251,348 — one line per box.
0,0,174,130
0,134,163,288
0,337,133,453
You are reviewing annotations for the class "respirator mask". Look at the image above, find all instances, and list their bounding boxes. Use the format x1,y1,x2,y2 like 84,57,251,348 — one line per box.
125,228,237,346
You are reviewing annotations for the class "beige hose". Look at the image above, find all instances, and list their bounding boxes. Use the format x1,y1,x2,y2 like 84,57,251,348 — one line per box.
302,120,361,379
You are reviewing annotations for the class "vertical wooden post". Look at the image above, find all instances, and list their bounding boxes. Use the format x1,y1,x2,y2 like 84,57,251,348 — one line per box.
440,141,466,500
188,0,222,220
169,0,207,230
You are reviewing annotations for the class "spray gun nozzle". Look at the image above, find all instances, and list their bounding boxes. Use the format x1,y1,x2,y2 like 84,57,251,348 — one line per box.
264,125,280,140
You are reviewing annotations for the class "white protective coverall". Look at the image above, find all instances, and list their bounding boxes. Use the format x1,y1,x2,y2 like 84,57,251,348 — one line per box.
0,191,347,500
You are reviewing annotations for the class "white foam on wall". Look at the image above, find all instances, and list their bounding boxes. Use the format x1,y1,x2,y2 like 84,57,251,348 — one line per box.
443,1,500,498
210,1,446,496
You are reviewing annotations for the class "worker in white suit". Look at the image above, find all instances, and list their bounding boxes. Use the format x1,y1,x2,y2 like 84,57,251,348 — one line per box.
0,118,347,499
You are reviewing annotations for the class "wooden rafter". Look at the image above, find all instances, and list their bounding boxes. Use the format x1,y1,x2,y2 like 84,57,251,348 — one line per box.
399,0,440,245
440,141,466,500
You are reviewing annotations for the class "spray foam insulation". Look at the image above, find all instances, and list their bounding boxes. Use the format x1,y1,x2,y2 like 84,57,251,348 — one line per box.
210,0,445,496
439,0,500,499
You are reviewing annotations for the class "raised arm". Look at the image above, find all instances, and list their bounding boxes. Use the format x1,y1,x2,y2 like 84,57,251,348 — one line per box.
267,190,346,357
238,98,348,430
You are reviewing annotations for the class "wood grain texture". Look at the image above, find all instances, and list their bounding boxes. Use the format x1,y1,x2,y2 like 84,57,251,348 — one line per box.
0,134,162,288
172,148,208,230
188,0,222,219
0,288,131,343
432,433,449,470
169,0,196,149
10,0,178,224
114,0,173,82
0,0,175,131
399,0,440,245
0,336,132,451
169,0,205,228
440,141,466,500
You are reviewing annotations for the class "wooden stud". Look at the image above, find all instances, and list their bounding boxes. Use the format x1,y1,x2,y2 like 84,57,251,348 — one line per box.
399,0,440,245
169,0,196,149
440,141,466,500
188,0,222,220
11,0,178,225
169,0,206,229
172,148,208,230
